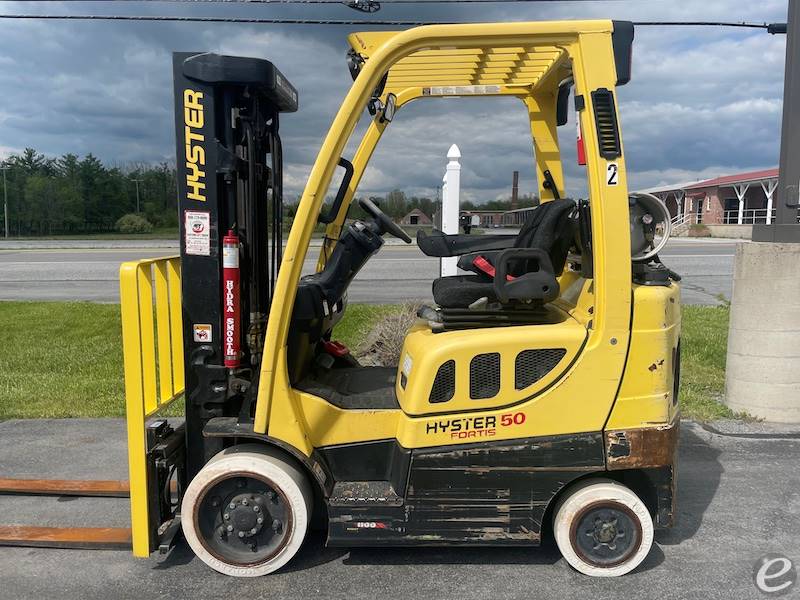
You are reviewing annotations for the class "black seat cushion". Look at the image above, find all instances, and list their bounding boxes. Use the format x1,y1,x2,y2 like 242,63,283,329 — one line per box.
432,274,495,309
296,366,399,410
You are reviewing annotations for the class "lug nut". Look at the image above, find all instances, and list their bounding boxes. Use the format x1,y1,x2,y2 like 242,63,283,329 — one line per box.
227,525,234,532
242,498,248,506
238,531,245,538
223,513,230,520
253,506,260,513
250,528,257,535
229,502,236,510
257,517,263,524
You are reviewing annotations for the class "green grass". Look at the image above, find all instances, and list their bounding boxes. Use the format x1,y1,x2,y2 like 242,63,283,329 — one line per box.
0,301,734,422
330,304,399,347
679,305,737,421
8,227,179,240
0,301,394,420
0,302,126,419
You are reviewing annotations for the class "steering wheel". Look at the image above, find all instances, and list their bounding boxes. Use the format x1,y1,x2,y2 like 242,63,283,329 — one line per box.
358,198,412,243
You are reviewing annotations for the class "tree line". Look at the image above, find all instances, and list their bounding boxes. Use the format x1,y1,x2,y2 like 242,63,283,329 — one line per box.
303,189,540,223
0,148,537,236
0,148,177,236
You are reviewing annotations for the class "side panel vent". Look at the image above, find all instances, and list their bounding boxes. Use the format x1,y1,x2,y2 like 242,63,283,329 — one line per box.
429,360,455,404
515,348,567,390
591,88,622,160
470,353,501,400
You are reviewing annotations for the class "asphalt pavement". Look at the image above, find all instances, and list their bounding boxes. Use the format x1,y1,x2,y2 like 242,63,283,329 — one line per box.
0,237,737,305
0,418,798,599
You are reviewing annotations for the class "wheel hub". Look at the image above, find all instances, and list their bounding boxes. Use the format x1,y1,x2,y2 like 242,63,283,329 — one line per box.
570,502,642,568
589,517,625,549
195,474,292,566
225,494,267,538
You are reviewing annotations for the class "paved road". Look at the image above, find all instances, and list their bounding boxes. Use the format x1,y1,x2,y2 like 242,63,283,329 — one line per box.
0,419,798,599
0,238,736,305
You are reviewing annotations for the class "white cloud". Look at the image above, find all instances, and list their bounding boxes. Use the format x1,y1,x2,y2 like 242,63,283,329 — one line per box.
0,0,790,201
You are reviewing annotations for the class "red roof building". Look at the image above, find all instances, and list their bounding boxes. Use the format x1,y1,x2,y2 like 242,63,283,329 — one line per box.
640,168,779,227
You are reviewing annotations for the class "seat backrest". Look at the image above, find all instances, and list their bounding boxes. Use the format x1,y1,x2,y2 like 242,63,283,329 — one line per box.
512,198,577,276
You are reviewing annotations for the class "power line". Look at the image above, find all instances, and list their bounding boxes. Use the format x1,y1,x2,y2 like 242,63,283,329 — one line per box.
0,13,786,29
3,0,665,12
0,14,436,24
11,0,661,3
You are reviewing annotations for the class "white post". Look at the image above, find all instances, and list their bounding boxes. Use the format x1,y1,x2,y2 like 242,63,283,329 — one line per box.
441,144,461,277
760,178,778,225
733,183,750,225
676,190,685,218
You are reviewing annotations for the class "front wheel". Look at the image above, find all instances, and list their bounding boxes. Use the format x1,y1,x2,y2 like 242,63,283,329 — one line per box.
181,444,312,577
553,478,654,577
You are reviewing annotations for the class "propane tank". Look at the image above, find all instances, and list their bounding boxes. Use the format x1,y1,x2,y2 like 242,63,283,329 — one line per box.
222,230,241,368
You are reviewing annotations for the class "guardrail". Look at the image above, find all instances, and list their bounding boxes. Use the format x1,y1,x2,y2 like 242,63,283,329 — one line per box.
120,256,183,557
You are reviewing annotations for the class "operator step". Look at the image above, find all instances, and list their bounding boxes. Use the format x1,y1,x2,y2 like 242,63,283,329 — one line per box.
329,482,403,507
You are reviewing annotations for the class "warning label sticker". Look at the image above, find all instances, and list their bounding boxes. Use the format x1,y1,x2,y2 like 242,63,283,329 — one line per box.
193,324,212,343
422,85,500,96
185,210,210,256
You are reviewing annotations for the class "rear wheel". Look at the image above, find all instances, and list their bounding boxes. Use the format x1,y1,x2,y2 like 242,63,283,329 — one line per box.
181,444,312,577
553,478,654,577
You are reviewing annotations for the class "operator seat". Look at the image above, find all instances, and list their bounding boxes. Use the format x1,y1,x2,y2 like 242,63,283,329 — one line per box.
424,199,577,309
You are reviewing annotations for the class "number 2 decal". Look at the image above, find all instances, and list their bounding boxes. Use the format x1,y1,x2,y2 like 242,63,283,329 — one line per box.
607,163,619,186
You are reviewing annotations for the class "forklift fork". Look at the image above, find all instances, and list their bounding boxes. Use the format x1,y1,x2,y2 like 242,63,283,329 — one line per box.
0,257,186,552
0,479,133,550
0,428,184,553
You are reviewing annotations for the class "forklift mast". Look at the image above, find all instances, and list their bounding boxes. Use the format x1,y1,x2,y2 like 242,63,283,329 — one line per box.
173,52,298,478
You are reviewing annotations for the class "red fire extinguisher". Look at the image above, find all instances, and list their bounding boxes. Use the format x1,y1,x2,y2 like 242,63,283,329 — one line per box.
222,230,241,368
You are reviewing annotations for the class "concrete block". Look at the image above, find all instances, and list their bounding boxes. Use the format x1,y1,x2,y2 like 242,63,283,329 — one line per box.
726,329,800,356
725,352,800,385
725,243,800,422
725,378,800,422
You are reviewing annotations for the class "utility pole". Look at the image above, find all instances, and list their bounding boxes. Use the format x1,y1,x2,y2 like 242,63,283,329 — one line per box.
725,0,799,423
753,0,800,242
132,178,142,213
434,182,441,228
1,166,9,239
511,170,519,211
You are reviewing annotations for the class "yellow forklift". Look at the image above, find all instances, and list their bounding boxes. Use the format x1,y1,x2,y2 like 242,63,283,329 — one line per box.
119,19,680,578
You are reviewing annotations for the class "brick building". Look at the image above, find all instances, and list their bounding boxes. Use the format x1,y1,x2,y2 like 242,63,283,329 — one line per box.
641,168,779,227
399,208,433,226
459,210,506,227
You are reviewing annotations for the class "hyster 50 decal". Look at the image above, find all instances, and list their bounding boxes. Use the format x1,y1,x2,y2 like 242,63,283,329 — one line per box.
426,411,526,439
183,89,206,202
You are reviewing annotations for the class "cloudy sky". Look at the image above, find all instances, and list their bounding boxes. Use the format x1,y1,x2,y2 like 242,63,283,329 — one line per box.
0,0,789,201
